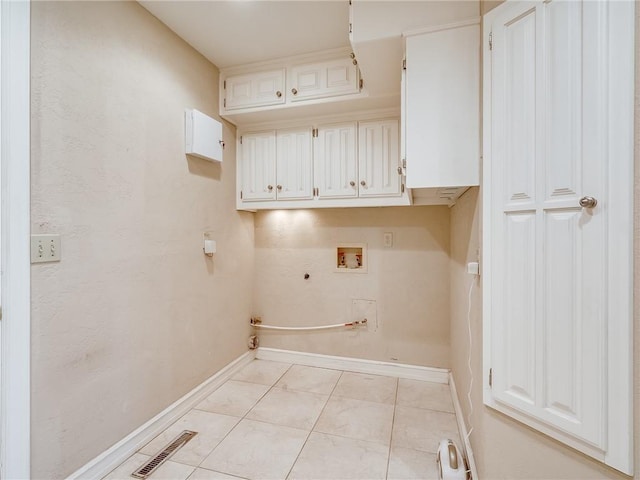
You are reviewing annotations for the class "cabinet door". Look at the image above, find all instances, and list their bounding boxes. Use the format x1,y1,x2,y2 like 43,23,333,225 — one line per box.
358,120,401,197
314,123,358,199
484,0,634,473
239,132,276,201
224,69,285,110
404,24,479,188
276,128,313,200
289,58,359,102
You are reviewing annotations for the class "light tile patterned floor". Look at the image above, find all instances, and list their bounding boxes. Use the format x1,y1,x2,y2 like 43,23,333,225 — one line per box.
103,360,462,480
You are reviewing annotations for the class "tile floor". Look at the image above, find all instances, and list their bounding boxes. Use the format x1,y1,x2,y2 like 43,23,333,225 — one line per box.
103,360,462,480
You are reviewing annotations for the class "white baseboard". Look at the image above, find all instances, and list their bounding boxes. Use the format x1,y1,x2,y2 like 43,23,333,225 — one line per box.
66,350,255,480
449,373,478,480
256,347,450,384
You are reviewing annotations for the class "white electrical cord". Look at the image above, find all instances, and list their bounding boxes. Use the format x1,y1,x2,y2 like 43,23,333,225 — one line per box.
465,279,475,442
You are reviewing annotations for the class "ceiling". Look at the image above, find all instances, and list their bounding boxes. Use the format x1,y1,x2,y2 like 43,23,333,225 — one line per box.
139,1,351,69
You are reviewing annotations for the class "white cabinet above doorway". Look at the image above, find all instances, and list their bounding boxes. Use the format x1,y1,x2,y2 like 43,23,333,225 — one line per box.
403,20,480,193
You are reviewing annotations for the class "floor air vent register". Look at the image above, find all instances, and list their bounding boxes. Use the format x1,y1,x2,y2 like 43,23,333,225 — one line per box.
131,430,198,479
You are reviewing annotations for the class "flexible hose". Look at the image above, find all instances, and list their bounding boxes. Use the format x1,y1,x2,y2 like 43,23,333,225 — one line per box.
251,319,367,331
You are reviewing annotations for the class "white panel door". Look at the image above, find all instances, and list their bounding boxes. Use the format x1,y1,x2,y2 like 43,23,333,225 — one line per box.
358,120,401,197
289,58,359,102
239,132,276,201
276,128,313,201
224,69,285,110
484,0,634,473
314,123,357,199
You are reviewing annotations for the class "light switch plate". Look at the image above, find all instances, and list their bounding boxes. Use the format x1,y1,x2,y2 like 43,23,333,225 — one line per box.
31,234,61,263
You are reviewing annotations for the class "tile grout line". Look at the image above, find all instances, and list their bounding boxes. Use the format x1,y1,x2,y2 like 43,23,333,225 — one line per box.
140,365,450,480
384,377,400,480
299,426,393,449
179,360,295,477
283,367,346,480
147,365,287,480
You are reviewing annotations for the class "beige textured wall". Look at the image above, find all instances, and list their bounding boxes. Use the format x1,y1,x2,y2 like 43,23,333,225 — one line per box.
449,2,639,479
30,2,254,478
253,207,451,368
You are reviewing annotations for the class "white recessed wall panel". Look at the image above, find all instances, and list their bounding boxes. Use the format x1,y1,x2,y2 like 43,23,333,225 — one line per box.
326,62,353,90
544,0,581,201
543,209,581,419
504,9,536,205
500,211,536,406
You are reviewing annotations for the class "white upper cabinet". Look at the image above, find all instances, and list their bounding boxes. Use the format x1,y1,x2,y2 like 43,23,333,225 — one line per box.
276,128,313,200
314,123,358,199
358,119,401,197
404,21,480,189
220,49,367,125
237,117,410,210
224,69,285,110
288,58,360,102
483,0,634,475
239,129,313,203
238,131,276,202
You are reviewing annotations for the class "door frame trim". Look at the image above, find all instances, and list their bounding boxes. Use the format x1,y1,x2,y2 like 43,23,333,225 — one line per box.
1,0,31,478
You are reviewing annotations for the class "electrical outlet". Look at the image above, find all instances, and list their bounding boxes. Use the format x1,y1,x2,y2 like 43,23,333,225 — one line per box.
383,232,393,248
31,234,61,263
467,261,480,276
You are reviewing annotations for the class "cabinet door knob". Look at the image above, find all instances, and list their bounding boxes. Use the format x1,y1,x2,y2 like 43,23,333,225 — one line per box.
350,181,356,187
267,185,273,191
397,166,403,175
277,185,282,190
291,88,298,95
360,180,366,187
276,91,282,98
579,196,597,208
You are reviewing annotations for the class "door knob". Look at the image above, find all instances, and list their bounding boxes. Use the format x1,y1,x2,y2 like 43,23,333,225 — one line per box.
276,91,282,98
267,185,273,191
361,180,366,187
579,196,597,208
277,185,282,190
292,88,298,95
350,181,356,187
